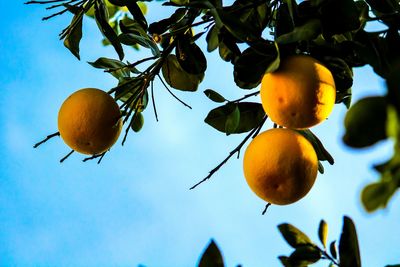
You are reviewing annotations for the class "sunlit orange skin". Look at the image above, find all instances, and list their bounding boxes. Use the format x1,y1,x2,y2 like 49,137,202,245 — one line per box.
261,55,336,129
58,88,122,155
243,128,318,205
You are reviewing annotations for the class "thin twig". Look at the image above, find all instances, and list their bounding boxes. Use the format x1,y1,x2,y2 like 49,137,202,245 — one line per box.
157,75,192,109
33,132,60,148
150,80,159,121
43,8,69,20
82,151,106,163
230,91,260,103
190,115,268,190
60,149,74,163
261,203,271,215
25,0,65,4
105,56,158,73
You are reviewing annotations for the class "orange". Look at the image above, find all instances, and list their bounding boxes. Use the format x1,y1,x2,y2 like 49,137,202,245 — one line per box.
58,88,122,155
260,55,336,129
243,128,318,205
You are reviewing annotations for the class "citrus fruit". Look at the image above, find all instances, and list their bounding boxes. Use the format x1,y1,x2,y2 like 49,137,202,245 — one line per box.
58,88,123,155
260,55,336,129
243,128,318,205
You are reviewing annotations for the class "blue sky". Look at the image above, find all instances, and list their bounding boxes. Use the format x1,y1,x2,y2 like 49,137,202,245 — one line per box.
1,1,400,267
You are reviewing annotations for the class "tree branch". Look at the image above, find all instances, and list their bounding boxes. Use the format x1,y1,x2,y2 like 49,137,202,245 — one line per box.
33,132,60,148
190,115,268,190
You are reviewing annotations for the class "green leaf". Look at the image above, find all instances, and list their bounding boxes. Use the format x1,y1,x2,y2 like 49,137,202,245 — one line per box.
119,33,160,57
63,12,83,60
131,112,144,132
289,245,321,265
94,1,124,60
225,105,240,135
162,54,204,92
361,180,398,212
277,19,322,44
113,77,143,102
234,42,278,89
206,25,219,52
176,36,207,75
198,240,224,267
329,241,337,259
204,102,265,134
278,223,313,248
278,256,291,267
88,57,134,79
338,216,361,267
343,96,388,148
386,105,400,140
297,130,334,165
318,220,328,248
125,1,148,30
204,89,226,103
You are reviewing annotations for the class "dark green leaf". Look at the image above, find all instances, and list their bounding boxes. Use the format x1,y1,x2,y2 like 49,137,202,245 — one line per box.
361,179,398,212
318,162,324,174
131,112,144,132
225,105,240,135
205,102,265,134
338,216,361,267
320,0,362,36
278,256,291,267
234,42,278,89
119,33,160,57
206,25,219,52
329,241,337,259
204,89,226,103
176,37,207,74
94,1,124,60
323,57,353,106
125,1,148,30
318,220,328,248
277,19,321,44
297,130,334,165
278,223,313,248
162,54,204,92
88,57,133,79
63,12,83,60
275,2,295,39
343,96,388,148
289,245,321,265
385,265,400,267
114,77,143,102
198,240,224,267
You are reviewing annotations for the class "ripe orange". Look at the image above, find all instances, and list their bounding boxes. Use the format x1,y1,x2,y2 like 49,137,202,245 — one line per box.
243,128,318,205
260,55,336,129
58,88,123,155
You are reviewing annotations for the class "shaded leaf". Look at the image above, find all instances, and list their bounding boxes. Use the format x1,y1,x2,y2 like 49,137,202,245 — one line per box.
205,102,265,134
330,241,337,259
343,96,388,148
162,54,204,91
204,89,226,103
176,36,207,74
277,19,321,44
361,179,398,212
125,1,148,30
289,245,321,265
198,240,224,267
206,25,219,52
119,33,160,57
225,105,240,135
63,12,83,60
88,57,133,79
297,130,334,165
278,223,313,248
338,216,361,267
318,220,328,248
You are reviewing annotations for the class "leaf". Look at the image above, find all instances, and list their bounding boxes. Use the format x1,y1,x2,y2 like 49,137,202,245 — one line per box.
225,105,240,135
204,89,226,103
338,216,361,267
297,130,334,165
233,42,278,89
343,96,388,148
176,36,207,75
386,105,400,140
94,1,124,60
131,112,144,132
278,223,313,248
198,240,224,267
162,54,204,92
289,245,321,265
204,102,265,134
119,33,160,57
361,180,398,212
318,220,328,248
277,19,322,44
88,57,133,79
329,241,337,259
125,1,148,30
63,12,83,60
206,25,219,52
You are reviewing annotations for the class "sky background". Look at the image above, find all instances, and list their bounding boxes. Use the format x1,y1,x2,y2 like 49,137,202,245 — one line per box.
1,1,399,266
